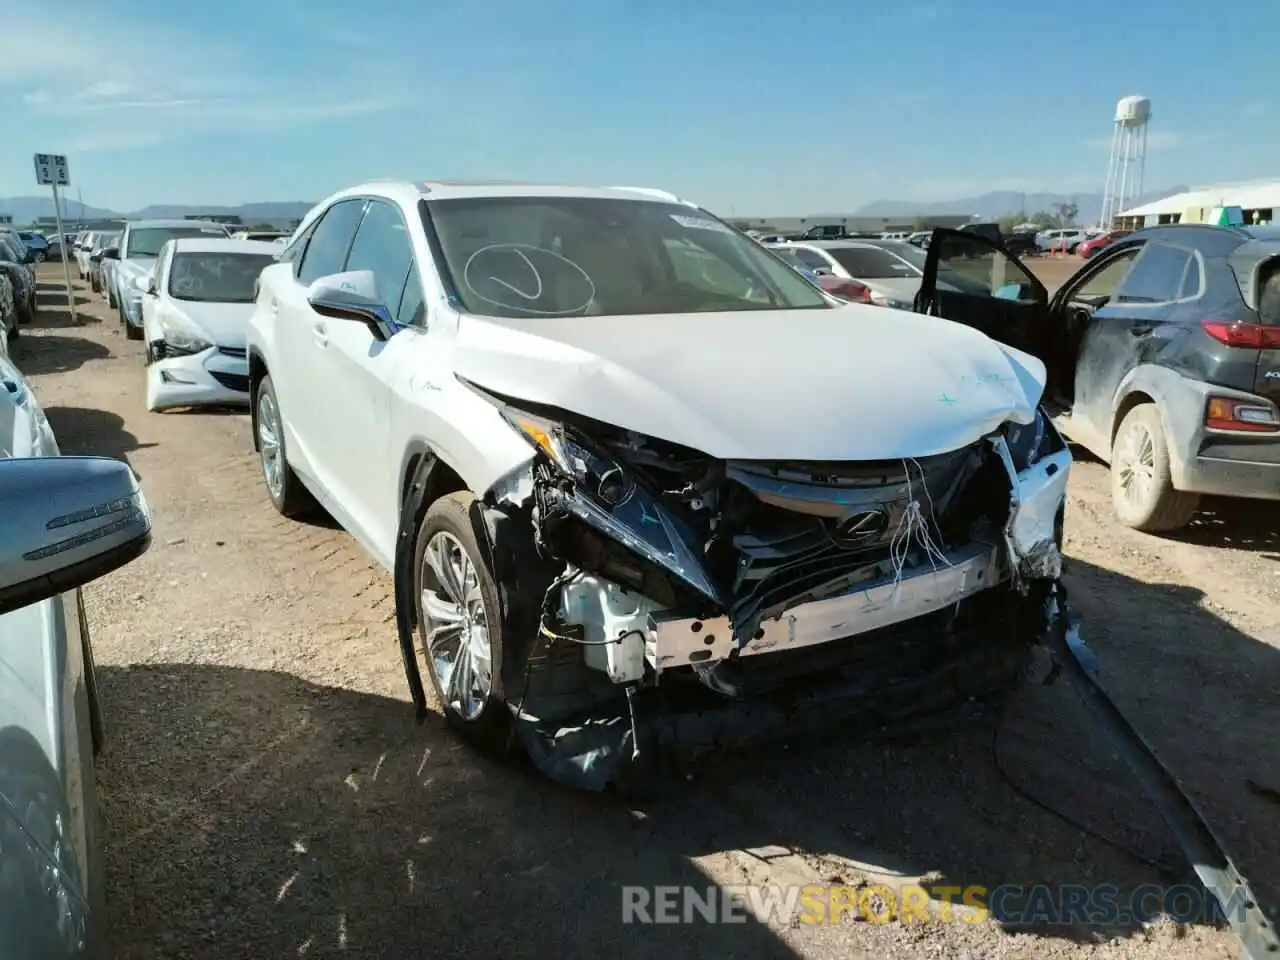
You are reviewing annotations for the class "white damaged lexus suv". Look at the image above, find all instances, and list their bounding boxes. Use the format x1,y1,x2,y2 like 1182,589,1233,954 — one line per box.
245,180,1073,790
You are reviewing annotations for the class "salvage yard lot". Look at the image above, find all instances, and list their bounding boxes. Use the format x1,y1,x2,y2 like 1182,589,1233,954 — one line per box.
21,262,1280,958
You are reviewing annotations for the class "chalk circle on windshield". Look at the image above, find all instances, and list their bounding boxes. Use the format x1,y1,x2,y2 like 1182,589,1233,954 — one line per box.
462,244,596,316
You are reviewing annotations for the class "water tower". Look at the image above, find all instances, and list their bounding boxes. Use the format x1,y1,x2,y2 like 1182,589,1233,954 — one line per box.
1099,95,1152,228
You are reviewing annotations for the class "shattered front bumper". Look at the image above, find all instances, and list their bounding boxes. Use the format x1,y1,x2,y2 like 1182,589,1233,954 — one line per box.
517,577,1055,791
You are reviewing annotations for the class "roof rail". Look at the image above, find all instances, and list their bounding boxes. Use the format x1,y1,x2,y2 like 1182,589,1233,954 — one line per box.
607,185,697,207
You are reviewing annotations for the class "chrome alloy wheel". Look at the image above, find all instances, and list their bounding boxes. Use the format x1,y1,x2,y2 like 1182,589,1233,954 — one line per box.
421,531,493,721
256,390,284,500
1114,417,1155,508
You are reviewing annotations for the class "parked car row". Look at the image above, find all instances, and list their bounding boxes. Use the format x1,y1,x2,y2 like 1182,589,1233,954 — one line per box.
0,229,40,338
0,264,154,956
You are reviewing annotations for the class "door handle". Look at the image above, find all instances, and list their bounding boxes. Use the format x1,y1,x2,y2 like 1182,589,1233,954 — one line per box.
1129,322,1154,337
269,297,279,314
312,324,328,347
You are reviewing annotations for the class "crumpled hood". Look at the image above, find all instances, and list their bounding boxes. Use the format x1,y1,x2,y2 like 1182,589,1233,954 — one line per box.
172,301,256,348
454,305,1046,461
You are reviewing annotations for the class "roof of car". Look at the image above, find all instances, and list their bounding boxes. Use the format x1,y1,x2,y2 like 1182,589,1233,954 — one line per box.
167,238,283,255
127,218,230,229
293,179,701,237
313,179,695,209
782,240,890,249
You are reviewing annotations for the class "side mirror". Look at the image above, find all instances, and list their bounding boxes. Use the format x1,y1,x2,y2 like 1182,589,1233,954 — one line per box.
103,248,119,260
90,252,102,262
0,457,152,617
133,274,152,294
307,272,394,341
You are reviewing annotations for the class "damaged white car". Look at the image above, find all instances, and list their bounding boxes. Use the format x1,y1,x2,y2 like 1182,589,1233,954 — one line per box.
244,181,1072,790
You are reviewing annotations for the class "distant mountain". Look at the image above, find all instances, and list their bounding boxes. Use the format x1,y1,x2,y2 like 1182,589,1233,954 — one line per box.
129,201,315,221
0,196,316,224
0,195,119,223
854,186,1188,225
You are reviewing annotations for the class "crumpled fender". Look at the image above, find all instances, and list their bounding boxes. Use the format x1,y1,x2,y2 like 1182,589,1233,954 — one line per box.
394,456,437,724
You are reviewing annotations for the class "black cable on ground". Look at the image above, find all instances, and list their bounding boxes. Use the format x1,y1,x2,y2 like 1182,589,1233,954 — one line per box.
990,692,1184,880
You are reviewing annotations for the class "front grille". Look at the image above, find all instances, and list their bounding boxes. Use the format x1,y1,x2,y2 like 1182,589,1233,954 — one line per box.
218,346,247,358
721,445,985,640
209,371,250,392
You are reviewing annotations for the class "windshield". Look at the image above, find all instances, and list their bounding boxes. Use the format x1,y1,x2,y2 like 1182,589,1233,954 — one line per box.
826,246,922,279
127,225,229,258
424,197,830,317
167,252,277,303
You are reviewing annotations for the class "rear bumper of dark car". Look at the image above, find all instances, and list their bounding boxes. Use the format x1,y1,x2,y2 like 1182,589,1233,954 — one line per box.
1165,378,1280,500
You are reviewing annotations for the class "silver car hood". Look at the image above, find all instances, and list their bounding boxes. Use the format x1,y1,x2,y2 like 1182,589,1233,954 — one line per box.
116,256,156,277
453,305,1046,461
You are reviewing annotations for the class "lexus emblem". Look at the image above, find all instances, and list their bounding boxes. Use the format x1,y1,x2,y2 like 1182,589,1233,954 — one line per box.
834,508,888,542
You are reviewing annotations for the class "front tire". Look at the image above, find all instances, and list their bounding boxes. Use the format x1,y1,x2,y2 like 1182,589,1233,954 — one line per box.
254,374,314,517
1110,404,1200,532
413,492,511,748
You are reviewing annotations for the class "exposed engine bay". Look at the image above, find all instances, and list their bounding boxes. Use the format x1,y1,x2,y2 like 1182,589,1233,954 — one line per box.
467,390,1072,790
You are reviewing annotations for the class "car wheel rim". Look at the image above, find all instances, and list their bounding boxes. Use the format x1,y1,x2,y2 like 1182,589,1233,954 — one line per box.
1116,421,1155,507
420,531,493,722
256,391,284,499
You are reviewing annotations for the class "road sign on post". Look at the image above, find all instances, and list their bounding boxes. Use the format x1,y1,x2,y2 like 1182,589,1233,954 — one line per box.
33,152,79,326
34,153,70,187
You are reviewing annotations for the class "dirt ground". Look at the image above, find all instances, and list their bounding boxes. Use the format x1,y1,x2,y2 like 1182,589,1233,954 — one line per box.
17,262,1280,959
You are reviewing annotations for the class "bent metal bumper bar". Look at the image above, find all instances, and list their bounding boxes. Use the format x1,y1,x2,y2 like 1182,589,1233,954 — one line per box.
649,542,1001,672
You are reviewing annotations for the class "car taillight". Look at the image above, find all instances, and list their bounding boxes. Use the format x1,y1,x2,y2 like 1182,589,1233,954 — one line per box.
832,280,872,302
1201,320,1280,349
1205,396,1280,432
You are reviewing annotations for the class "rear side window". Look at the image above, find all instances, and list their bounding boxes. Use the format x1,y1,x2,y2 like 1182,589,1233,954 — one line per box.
297,199,366,284
792,248,830,270
1178,255,1203,299
1113,243,1193,304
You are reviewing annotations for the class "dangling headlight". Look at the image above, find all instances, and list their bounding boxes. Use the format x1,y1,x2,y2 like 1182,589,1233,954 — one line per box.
499,405,716,600
499,407,637,509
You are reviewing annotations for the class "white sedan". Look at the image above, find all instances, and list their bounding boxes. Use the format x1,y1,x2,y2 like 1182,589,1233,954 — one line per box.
138,238,280,411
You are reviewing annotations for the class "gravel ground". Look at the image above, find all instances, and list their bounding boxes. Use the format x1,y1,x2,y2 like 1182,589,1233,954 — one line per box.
15,262,1279,959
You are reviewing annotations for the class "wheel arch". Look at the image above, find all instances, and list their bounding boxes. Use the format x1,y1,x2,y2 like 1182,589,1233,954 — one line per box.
247,348,269,451
1109,363,1201,488
398,441,466,513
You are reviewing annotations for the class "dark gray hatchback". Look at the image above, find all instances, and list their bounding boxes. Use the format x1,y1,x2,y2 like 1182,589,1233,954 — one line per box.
914,223,1280,533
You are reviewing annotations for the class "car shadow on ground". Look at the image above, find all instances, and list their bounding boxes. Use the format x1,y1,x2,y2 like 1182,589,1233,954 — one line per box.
11,335,110,375
42,406,155,466
1171,496,1280,555
94,553,1280,957
95,664,800,959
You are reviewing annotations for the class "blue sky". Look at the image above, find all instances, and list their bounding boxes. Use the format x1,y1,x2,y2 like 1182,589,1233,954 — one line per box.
1,0,1275,214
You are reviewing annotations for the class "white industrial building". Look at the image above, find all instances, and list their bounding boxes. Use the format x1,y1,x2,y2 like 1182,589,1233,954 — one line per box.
1116,178,1280,228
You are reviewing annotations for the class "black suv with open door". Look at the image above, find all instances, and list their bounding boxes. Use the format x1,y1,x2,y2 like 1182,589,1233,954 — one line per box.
914,224,1280,533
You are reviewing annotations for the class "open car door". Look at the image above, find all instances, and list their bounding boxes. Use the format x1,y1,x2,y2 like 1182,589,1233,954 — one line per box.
914,228,1058,383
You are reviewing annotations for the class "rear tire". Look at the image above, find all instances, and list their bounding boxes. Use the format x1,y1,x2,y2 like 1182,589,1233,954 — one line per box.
254,374,314,517
1110,404,1200,532
413,491,513,749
